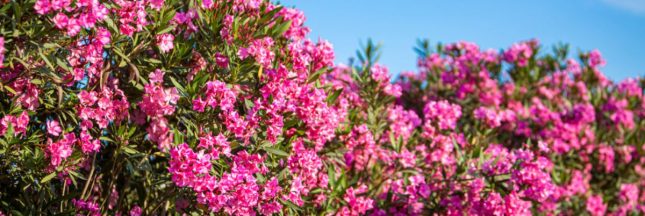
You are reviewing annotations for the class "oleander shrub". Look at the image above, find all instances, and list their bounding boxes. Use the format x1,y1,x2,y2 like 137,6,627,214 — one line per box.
0,0,643,215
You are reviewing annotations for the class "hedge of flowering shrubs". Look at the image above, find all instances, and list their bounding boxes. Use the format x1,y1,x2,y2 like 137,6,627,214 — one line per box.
0,0,644,215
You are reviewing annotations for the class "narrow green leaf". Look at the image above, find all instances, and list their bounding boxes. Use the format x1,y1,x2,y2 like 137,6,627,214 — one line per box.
43,43,60,49
326,88,343,104
157,25,175,35
4,85,17,95
264,147,289,157
272,20,292,37
41,172,57,183
38,51,55,71
169,76,187,95
122,146,139,155
99,136,115,143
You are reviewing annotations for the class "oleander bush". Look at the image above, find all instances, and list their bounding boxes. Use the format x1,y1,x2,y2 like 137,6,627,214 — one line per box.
0,0,643,215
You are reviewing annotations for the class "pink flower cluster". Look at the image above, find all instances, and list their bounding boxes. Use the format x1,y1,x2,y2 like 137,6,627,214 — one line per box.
0,111,29,137
503,39,537,67
77,84,130,129
168,143,283,215
72,198,100,216
45,133,74,167
371,64,402,97
156,33,174,53
36,0,109,36
139,70,179,150
238,37,275,68
423,100,462,130
6,77,40,111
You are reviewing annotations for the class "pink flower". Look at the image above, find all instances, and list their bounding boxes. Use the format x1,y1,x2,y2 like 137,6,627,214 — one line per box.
52,13,69,29
259,201,282,215
96,27,111,46
201,0,214,9
503,192,532,215
398,150,416,168
237,37,275,67
278,7,310,40
383,83,402,97
0,37,4,68
139,72,179,117
1,111,30,137
79,130,100,153
46,119,62,136
50,0,71,11
149,0,164,10
342,185,374,215
215,52,229,68
147,117,173,150
588,49,606,68
45,133,75,167
149,69,165,84
423,100,462,130
34,0,51,15
202,81,237,112
387,105,421,141
370,64,390,83
503,40,537,67
156,34,174,53
619,184,639,207
474,106,501,128
66,18,81,36
597,144,615,173
78,91,99,105
192,97,206,112
72,199,100,214
129,205,142,216
586,195,606,216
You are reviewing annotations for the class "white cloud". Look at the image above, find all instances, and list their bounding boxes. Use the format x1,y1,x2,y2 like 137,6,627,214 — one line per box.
602,0,645,14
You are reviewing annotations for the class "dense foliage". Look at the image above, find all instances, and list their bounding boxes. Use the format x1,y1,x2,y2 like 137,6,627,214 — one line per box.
0,0,643,215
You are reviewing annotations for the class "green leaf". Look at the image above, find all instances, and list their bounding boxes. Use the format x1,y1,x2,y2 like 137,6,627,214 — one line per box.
307,68,327,83
144,58,162,64
122,146,139,155
104,16,119,33
327,165,336,188
169,76,187,96
280,198,303,211
259,6,282,23
30,79,43,85
67,170,86,180
174,128,183,145
55,57,71,72
157,25,175,35
41,172,57,183
272,20,292,37
326,88,343,104
99,136,115,143
4,85,17,95
264,147,289,157
113,48,131,63
38,50,55,71
43,43,60,49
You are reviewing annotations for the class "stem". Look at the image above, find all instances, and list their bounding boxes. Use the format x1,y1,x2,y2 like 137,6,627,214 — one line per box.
101,145,123,210
149,187,176,214
81,154,97,199
60,180,67,213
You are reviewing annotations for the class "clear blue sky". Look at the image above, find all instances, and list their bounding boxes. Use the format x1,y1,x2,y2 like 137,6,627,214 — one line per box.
279,0,645,81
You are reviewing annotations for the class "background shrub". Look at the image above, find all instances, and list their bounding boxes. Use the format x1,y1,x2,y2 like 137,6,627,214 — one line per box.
0,0,643,215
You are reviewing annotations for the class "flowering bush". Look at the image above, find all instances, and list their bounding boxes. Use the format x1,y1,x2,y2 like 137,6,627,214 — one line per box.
0,0,644,215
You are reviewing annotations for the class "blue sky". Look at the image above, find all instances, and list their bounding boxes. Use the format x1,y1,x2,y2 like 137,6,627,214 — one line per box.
279,0,645,81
